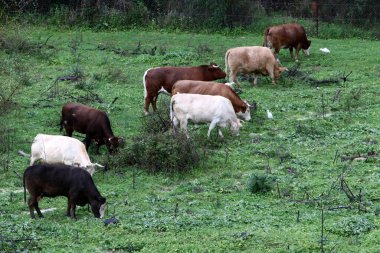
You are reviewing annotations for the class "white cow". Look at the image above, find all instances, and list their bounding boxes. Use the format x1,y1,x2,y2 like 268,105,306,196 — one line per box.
30,134,103,176
170,94,242,138
225,46,288,87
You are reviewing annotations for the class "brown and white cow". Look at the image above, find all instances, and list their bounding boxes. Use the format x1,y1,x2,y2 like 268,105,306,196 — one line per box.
170,93,242,138
60,102,124,154
143,63,226,115
225,46,287,87
23,163,106,219
172,80,252,121
263,23,311,61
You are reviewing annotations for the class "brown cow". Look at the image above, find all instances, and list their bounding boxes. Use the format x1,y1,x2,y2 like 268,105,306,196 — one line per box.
225,46,287,87
60,102,124,154
143,63,226,115
23,163,106,219
172,80,252,121
263,23,311,61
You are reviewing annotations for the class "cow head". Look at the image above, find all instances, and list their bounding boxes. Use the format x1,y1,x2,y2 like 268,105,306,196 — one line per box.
274,64,288,81
236,101,251,121
230,119,242,136
85,164,96,176
107,136,125,152
302,40,312,56
91,196,106,218
207,62,227,79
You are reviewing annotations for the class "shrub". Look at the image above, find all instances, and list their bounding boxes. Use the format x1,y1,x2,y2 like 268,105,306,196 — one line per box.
118,131,200,174
330,215,377,236
115,97,200,173
247,173,276,194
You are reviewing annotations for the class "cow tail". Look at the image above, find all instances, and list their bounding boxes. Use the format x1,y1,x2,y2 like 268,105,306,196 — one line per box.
263,28,270,46
59,116,63,132
224,50,230,75
23,171,26,205
143,69,150,100
170,98,175,122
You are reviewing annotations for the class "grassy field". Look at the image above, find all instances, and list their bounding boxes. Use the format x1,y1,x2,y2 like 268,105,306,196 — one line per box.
0,24,380,252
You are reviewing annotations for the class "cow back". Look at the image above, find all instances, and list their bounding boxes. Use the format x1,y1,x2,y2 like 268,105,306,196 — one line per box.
62,102,114,138
266,23,310,49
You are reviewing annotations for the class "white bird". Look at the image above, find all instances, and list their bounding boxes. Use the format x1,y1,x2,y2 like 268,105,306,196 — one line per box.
320,48,330,53
266,109,273,119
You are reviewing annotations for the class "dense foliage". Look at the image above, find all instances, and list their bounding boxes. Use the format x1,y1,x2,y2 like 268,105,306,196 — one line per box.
1,0,379,37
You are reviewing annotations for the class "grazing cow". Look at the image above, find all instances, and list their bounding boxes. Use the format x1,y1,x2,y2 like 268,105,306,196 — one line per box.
172,80,252,121
143,63,226,115
23,163,106,219
29,134,103,176
263,23,311,61
60,102,124,154
225,46,287,87
170,94,242,138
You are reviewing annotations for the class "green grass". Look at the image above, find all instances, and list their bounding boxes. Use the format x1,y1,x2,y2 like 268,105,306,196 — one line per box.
0,24,380,252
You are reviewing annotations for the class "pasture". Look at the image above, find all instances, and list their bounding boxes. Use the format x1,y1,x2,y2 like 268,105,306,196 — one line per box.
0,25,380,252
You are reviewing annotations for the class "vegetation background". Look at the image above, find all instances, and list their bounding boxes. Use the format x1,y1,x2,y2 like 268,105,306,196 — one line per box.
0,0,379,252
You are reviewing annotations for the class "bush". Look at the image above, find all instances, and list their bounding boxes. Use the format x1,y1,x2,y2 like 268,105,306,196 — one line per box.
247,173,276,194
122,131,200,173
330,215,377,236
114,97,200,173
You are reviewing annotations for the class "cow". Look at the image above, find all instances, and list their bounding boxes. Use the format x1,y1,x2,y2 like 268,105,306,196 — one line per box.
143,63,226,115
23,163,106,219
225,46,287,87
263,23,311,62
170,93,242,138
29,134,103,176
171,80,252,121
60,102,124,154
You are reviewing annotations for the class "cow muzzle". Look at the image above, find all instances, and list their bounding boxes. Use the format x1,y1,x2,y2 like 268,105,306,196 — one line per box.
303,48,310,56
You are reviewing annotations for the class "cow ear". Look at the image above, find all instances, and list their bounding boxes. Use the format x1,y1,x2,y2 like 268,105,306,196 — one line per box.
99,196,106,204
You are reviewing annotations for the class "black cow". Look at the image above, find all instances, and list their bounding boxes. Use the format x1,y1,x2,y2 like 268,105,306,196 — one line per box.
23,164,106,219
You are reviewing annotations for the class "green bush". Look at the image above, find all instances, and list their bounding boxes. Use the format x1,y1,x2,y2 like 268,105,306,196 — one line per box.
114,98,200,173
330,215,377,236
247,173,276,194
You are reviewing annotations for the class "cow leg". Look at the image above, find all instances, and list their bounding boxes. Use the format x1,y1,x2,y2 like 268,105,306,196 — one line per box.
207,120,218,138
179,119,190,138
144,96,152,115
152,95,159,112
295,45,301,62
274,48,280,61
96,143,102,155
230,70,241,88
172,117,179,134
84,136,92,150
28,197,36,219
66,202,71,217
217,128,224,138
34,201,44,218
268,66,276,85
70,205,77,219
67,197,77,219
64,127,73,137
289,47,294,59
253,74,258,86
30,157,37,166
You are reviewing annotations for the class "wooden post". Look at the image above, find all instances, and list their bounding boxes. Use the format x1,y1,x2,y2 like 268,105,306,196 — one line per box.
320,208,324,253
316,0,319,37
